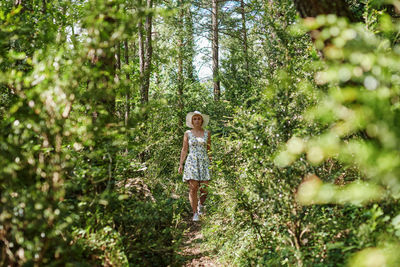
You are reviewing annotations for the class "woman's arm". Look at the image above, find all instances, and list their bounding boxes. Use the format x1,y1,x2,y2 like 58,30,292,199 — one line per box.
178,132,189,174
207,131,212,161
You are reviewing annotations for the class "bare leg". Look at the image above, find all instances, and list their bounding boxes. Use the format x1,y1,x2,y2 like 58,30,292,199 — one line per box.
188,180,199,214
199,181,209,205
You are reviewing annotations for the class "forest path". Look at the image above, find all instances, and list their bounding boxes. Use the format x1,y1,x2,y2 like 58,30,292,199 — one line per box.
178,217,218,267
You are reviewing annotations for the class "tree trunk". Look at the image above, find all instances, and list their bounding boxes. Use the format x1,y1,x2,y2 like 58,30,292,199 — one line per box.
115,41,121,119
212,0,220,101
115,41,121,76
71,23,77,49
142,0,153,103
124,40,130,127
293,0,360,22
178,0,184,128
239,0,250,81
42,0,46,14
138,16,146,103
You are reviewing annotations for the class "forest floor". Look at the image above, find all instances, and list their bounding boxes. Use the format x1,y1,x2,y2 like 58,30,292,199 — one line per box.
178,216,218,267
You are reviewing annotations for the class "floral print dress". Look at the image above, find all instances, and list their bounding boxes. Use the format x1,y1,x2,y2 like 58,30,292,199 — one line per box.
183,130,211,182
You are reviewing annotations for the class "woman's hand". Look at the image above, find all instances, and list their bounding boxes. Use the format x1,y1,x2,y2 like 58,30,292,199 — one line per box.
178,164,183,174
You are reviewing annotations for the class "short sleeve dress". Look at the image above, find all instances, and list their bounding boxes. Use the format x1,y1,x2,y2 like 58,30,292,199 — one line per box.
183,130,211,182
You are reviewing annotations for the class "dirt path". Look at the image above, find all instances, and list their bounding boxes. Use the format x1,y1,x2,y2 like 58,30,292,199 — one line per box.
178,219,218,267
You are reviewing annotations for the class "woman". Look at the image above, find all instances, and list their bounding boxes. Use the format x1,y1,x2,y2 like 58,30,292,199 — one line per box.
178,111,211,222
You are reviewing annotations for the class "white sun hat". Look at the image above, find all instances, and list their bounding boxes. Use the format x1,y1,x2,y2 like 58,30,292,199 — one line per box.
186,111,209,128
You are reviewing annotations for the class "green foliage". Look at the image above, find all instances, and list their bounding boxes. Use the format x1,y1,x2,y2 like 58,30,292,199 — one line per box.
3,0,400,266
0,1,189,265
276,5,400,267
201,2,350,265
201,2,400,267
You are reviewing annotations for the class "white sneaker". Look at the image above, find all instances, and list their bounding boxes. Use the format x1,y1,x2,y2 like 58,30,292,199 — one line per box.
198,202,204,215
192,212,200,222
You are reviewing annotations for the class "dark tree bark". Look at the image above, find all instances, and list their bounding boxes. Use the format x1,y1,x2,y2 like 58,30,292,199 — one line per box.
293,0,360,22
42,0,46,14
115,41,122,119
115,42,121,72
138,15,145,101
239,0,250,81
212,0,220,101
124,40,130,127
143,0,153,103
178,0,184,128
138,0,153,104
